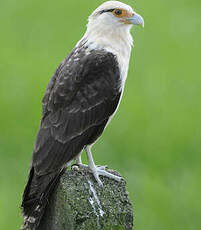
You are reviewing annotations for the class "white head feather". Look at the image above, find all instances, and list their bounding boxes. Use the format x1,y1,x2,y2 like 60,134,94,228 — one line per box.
86,1,134,48
78,1,143,88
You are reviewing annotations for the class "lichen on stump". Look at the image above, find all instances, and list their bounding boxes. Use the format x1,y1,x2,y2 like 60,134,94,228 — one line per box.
39,168,133,230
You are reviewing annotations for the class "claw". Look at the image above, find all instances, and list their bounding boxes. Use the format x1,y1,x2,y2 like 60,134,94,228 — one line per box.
97,165,108,170
71,164,80,170
75,163,88,169
92,170,104,187
90,166,121,186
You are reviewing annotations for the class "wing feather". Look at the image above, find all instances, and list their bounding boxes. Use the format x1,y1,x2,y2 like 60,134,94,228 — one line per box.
32,47,121,175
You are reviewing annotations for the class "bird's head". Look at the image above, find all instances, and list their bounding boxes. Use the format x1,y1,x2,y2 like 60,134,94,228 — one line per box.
88,1,144,30
81,1,144,62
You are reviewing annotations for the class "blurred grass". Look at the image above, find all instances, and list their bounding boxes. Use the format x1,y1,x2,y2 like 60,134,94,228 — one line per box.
0,0,201,229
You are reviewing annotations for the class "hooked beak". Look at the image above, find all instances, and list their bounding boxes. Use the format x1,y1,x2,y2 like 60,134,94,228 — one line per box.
127,13,144,27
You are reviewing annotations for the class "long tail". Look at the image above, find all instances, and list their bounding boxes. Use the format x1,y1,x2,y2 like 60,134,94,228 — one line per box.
21,167,65,230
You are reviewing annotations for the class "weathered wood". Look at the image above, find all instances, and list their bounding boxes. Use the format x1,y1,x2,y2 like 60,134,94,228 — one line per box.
38,167,133,230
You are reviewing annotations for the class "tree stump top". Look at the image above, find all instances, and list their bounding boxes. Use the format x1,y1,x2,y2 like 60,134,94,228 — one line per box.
39,167,133,230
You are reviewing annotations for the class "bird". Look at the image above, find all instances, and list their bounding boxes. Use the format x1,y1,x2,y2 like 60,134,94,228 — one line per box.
21,1,144,229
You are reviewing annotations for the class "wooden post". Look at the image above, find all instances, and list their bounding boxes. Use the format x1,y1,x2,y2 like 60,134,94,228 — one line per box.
37,168,133,230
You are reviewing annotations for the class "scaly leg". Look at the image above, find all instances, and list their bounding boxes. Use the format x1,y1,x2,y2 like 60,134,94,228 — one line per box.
75,151,107,170
86,146,122,186
74,152,88,168
76,152,82,165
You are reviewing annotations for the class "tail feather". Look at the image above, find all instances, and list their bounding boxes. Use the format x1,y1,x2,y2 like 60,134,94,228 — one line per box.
21,167,65,230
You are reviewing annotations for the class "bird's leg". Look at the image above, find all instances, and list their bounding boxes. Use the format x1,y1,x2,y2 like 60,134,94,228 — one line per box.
86,146,122,186
73,152,88,169
76,152,83,165
74,151,107,170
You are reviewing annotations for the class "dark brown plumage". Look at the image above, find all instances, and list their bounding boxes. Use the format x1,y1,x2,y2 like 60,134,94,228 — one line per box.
21,43,121,229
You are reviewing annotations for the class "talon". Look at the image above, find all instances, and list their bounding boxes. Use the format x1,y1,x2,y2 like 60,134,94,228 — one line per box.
97,165,108,170
76,163,88,169
71,164,80,170
93,172,103,187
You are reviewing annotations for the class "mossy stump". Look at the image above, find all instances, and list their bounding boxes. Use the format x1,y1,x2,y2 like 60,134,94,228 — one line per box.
39,168,133,230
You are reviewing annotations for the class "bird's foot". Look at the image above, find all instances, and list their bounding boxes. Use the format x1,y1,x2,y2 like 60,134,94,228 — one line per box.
72,163,88,170
71,163,121,186
72,163,107,171
89,166,122,187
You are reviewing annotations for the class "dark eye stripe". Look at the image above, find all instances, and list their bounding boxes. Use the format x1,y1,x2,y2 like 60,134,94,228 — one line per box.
99,9,114,14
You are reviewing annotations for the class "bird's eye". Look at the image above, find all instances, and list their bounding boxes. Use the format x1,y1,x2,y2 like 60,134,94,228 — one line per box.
112,9,127,18
114,9,122,16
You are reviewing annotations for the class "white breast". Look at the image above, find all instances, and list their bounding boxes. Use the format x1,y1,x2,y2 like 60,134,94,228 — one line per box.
82,28,133,90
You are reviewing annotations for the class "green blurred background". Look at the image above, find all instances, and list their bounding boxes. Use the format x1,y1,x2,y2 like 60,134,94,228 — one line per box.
1,0,201,229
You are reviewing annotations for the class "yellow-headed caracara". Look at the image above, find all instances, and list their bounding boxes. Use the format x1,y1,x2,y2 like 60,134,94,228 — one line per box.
21,1,144,229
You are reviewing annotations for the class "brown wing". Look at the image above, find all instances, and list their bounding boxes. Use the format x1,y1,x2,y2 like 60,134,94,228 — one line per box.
32,48,121,175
